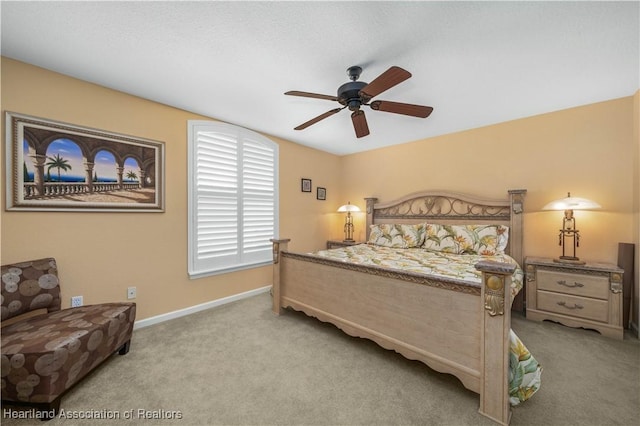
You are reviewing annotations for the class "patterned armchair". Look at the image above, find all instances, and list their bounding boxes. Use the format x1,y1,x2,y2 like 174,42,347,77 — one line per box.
1,258,136,419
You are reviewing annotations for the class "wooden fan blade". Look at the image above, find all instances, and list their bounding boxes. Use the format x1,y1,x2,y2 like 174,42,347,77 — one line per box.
294,108,343,130
359,66,411,99
370,100,433,118
351,110,370,138
285,91,339,102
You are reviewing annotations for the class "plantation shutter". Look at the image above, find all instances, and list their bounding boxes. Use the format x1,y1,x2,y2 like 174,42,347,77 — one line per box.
188,122,278,278
241,135,276,262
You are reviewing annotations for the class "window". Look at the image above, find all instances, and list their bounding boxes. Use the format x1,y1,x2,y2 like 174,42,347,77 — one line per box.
188,121,278,278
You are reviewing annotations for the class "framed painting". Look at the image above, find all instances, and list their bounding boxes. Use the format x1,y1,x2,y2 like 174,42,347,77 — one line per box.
301,178,312,193
317,187,326,200
5,112,165,212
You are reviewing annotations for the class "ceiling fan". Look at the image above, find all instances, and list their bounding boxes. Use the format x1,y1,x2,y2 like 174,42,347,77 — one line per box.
285,65,433,138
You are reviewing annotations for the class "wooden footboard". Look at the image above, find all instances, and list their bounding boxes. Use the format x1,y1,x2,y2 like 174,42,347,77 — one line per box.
270,239,515,425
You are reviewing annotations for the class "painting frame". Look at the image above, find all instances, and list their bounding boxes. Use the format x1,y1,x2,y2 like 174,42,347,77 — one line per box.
5,111,165,212
316,187,326,201
301,178,312,193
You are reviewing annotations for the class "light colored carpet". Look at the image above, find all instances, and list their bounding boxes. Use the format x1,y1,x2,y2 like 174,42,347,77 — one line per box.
2,292,639,425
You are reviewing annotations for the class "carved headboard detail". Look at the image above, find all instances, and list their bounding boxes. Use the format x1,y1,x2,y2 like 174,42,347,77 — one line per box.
364,189,527,266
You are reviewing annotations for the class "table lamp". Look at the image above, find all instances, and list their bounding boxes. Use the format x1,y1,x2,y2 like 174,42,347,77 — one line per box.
542,192,601,264
337,202,360,242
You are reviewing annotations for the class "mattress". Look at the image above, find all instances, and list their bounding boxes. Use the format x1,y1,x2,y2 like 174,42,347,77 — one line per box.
314,244,524,301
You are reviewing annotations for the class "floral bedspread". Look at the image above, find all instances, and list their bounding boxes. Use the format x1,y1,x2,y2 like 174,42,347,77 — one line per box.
312,244,542,405
314,244,524,301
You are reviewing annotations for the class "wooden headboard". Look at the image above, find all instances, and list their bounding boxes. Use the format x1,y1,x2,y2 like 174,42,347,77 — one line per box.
364,189,527,267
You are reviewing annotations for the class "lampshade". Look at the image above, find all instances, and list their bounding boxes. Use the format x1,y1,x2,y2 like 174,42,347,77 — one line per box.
337,203,361,213
542,193,601,211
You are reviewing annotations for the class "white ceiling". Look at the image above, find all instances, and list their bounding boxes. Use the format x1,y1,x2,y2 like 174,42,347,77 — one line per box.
1,1,638,156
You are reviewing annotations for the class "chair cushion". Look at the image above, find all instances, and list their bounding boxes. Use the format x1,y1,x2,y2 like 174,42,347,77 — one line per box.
1,258,61,321
1,302,135,404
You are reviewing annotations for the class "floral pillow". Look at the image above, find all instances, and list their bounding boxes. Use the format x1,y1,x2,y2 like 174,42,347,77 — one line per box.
368,223,426,248
422,224,509,255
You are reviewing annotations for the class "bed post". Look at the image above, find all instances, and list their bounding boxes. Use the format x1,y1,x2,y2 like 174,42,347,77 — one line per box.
508,189,526,313
507,189,526,267
270,238,290,315
364,197,377,241
475,260,517,426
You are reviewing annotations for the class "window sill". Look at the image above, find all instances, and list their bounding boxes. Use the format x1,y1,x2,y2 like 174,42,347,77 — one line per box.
188,260,273,279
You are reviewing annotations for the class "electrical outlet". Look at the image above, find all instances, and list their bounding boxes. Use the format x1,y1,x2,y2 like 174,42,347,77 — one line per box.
71,296,83,307
127,286,136,300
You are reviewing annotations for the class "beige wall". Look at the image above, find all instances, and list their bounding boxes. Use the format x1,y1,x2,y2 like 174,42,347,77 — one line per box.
0,58,342,321
342,97,635,265
2,58,638,329
342,95,638,327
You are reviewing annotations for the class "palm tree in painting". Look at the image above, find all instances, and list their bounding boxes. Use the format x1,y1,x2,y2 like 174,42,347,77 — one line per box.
126,170,138,182
46,154,72,182
23,162,32,182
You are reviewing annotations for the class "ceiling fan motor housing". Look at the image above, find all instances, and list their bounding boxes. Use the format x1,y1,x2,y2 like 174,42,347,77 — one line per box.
337,81,369,111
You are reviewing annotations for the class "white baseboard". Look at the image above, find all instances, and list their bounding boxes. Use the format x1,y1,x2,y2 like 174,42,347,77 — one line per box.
133,285,271,330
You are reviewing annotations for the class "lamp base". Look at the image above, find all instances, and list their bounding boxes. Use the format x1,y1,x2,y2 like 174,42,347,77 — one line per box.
343,238,355,243
553,256,586,265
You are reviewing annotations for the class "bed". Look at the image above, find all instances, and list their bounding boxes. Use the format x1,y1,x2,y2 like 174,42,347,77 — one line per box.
270,189,540,425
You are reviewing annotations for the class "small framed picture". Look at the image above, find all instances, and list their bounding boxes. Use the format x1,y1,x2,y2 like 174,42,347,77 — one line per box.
317,187,326,200
301,178,312,192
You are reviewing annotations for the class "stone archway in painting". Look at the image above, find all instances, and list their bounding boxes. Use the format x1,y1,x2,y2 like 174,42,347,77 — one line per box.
22,127,157,199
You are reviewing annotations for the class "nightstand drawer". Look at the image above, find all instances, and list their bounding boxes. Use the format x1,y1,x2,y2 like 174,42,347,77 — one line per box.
537,269,609,300
537,290,608,322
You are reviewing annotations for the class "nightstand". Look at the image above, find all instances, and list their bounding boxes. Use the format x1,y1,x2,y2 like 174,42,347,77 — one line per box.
525,256,624,339
326,240,361,249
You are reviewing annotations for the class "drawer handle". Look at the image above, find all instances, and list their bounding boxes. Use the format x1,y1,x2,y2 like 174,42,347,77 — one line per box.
557,301,584,310
556,280,584,288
